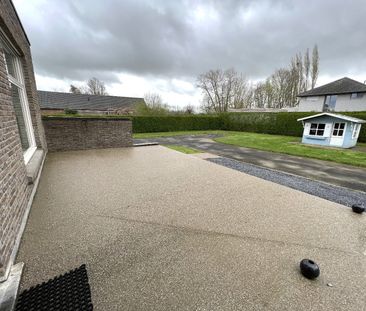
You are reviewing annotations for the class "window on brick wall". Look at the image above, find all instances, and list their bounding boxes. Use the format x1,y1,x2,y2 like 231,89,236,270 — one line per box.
1,36,36,163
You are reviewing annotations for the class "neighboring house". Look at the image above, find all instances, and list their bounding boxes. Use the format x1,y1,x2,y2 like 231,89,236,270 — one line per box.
38,90,145,115
0,0,46,292
297,113,365,148
297,77,366,112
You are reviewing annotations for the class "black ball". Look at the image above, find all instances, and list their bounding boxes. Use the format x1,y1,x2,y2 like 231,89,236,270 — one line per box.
352,204,365,214
300,259,320,279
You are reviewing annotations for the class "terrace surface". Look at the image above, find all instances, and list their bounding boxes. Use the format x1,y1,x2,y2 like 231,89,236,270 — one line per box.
17,146,366,310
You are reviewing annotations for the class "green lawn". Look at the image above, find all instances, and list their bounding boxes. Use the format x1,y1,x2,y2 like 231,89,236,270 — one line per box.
164,145,201,154
214,132,366,168
134,130,366,167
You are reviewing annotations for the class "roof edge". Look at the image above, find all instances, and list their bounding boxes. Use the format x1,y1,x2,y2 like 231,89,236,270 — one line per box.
37,90,144,101
9,0,30,46
297,77,366,97
297,112,366,123
42,115,132,121
297,90,366,98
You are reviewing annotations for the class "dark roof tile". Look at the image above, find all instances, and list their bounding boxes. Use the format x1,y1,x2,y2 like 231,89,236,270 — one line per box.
38,90,144,111
298,77,366,97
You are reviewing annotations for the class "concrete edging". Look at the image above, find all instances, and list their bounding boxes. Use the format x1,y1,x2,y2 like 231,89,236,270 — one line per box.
0,263,24,311
0,150,47,283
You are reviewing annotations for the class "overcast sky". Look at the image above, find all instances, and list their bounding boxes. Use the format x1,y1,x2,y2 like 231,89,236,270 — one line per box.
14,0,366,108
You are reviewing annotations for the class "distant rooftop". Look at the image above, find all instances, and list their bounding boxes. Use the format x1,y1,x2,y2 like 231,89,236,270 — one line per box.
38,90,144,111
298,77,366,97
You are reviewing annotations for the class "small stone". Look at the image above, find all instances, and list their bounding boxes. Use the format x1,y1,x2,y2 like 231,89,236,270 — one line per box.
327,283,333,287
300,259,320,279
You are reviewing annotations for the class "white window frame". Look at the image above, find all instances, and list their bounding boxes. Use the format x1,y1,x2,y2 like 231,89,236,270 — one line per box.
332,122,346,137
1,38,36,164
352,124,360,139
309,123,326,136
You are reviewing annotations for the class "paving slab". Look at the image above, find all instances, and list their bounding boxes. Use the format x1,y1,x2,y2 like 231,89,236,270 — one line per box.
16,146,366,310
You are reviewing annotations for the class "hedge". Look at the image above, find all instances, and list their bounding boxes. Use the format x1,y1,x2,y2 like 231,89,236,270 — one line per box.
221,112,312,136
132,115,223,133
43,111,366,142
221,112,366,142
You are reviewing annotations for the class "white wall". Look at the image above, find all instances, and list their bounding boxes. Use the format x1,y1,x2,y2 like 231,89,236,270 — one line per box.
334,94,366,111
298,94,366,112
298,96,325,112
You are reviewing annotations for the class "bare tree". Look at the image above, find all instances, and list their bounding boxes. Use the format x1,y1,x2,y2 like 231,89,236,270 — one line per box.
197,68,248,112
311,45,319,89
136,92,170,115
84,77,108,95
289,53,304,106
271,68,290,108
197,69,225,113
231,74,250,109
304,48,310,90
197,45,319,110
69,78,108,95
70,84,81,94
184,104,195,114
144,92,164,108
266,47,318,108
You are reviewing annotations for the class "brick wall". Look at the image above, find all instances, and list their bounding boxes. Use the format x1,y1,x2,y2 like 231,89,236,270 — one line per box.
0,0,47,280
43,117,133,151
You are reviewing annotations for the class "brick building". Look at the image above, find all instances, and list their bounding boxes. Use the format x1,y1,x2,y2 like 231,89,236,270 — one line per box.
0,0,47,288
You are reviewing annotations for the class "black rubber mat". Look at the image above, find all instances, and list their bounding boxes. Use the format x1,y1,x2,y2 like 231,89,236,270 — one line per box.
15,264,93,310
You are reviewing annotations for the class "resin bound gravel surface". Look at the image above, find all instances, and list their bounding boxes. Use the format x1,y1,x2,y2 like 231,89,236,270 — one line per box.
208,156,366,208
17,146,366,311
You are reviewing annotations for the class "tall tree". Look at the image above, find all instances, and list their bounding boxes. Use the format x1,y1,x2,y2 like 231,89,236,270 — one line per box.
69,78,108,95
85,77,108,95
184,104,195,114
144,92,164,108
136,92,170,115
311,45,319,89
69,84,81,94
197,68,248,112
231,73,250,109
197,45,319,110
304,48,310,90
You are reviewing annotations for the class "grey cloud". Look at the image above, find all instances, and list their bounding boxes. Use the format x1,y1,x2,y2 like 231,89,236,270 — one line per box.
16,0,366,83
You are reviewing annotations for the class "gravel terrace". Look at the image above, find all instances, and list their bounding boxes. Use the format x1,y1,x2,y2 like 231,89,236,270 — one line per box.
16,146,366,310
207,156,366,208
134,135,366,192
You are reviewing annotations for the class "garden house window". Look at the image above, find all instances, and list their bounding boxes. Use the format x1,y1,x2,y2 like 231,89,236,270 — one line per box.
332,123,345,137
1,36,36,163
309,123,325,136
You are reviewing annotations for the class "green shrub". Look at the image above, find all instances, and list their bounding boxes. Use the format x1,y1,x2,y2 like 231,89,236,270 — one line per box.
132,115,223,133
220,112,313,136
221,112,366,142
64,108,78,115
